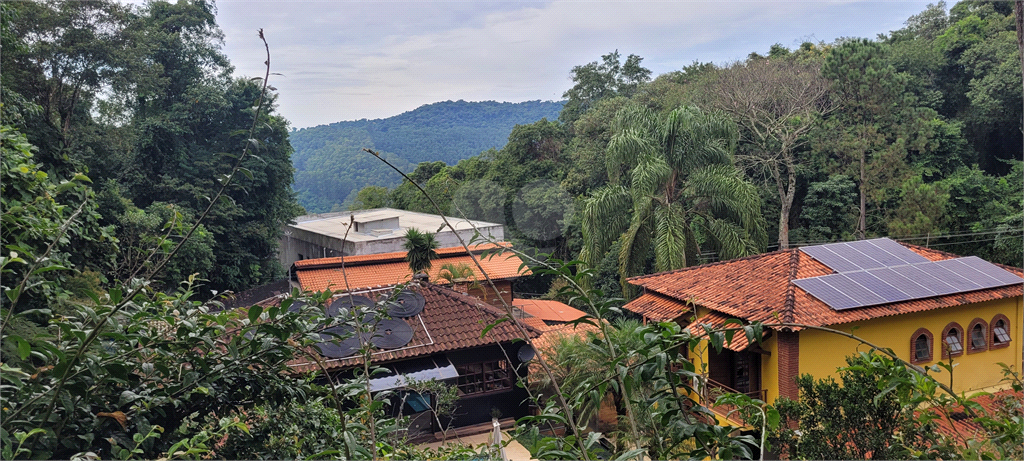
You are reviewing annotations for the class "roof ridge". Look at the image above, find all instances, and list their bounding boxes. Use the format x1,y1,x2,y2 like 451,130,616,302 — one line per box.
424,283,543,337
782,248,800,325
628,248,798,283
294,242,511,270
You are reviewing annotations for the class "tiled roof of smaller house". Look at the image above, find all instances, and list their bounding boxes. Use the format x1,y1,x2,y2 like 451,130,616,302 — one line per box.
289,283,541,373
513,299,588,323
295,243,528,292
626,242,1023,330
928,389,1022,439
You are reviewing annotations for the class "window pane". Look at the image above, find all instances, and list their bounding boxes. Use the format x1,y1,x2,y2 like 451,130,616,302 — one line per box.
971,325,986,349
994,326,1010,343
945,333,962,353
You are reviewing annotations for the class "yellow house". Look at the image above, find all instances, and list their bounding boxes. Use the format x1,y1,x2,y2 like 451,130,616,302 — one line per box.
623,238,1023,404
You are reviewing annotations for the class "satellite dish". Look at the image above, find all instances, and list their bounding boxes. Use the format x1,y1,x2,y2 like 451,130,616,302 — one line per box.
369,319,414,349
386,290,425,318
316,325,363,358
516,344,536,362
327,295,375,317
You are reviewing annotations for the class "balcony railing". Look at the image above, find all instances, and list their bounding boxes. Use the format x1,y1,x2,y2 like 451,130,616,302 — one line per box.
703,378,767,426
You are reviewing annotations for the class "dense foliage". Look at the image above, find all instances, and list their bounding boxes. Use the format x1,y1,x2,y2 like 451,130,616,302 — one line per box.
1,0,302,295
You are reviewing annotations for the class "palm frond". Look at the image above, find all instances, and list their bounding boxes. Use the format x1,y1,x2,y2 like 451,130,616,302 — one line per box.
579,185,631,268
653,202,690,272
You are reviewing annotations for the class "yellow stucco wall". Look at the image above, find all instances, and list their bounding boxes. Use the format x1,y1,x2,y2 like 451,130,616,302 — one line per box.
798,296,1022,394
759,335,780,403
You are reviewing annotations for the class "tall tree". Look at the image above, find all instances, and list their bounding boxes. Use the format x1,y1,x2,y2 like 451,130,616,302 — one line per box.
580,105,766,293
822,39,911,239
561,51,652,124
705,57,837,249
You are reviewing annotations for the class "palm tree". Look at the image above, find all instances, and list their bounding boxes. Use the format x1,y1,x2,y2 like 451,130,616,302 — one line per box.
403,228,439,275
580,104,766,293
437,262,474,284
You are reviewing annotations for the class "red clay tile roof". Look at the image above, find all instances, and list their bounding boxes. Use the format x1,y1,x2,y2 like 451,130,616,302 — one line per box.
295,243,528,292
928,389,1023,440
289,283,541,373
684,311,768,351
625,242,1023,330
628,292,693,322
513,299,588,323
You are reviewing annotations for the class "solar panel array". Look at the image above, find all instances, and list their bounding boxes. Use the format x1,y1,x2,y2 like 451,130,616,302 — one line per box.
794,239,1022,311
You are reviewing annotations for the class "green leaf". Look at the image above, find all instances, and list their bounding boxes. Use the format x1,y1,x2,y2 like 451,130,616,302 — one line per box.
248,305,262,324
16,337,31,360
481,317,508,337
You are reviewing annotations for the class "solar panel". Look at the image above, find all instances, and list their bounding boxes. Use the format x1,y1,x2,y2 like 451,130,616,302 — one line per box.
934,258,1002,288
871,267,937,299
796,238,1020,311
836,241,887,270
853,239,911,267
954,256,1024,285
800,245,861,272
890,265,959,296
820,274,887,307
866,238,929,264
844,271,911,303
792,277,860,310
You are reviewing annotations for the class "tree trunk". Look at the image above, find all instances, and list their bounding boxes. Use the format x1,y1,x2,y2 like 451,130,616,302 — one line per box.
858,150,867,240
778,159,798,250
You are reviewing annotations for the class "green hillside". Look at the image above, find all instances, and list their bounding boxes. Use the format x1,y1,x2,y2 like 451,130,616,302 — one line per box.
290,99,564,212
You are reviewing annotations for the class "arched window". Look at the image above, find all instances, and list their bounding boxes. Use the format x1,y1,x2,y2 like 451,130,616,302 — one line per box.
941,322,964,359
967,318,988,354
910,328,933,364
990,314,1011,350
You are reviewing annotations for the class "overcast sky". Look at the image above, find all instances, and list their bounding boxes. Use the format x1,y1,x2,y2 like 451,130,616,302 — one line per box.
211,1,935,129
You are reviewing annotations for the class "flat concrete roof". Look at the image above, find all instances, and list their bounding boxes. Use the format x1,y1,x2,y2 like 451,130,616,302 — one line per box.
289,208,502,243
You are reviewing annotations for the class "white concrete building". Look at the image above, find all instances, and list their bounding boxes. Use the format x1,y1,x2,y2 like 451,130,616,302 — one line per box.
278,208,504,269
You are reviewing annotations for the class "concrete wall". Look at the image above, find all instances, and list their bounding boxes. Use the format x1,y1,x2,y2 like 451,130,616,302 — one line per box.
278,224,504,269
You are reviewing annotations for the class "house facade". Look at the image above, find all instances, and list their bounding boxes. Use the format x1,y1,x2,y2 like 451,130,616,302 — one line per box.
624,239,1023,404
285,283,540,439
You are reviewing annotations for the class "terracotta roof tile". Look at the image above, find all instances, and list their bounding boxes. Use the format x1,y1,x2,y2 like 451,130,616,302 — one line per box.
928,389,1023,439
295,243,527,292
512,299,588,323
626,242,1023,330
683,311,769,351
288,283,541,373
628,292,692,321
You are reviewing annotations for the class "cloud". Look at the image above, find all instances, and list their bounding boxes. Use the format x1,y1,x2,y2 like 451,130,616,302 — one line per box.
214,0,930,128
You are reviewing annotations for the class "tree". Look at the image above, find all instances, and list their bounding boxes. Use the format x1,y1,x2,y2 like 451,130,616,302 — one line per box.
561,51,652,124
769,352,922,460
822,38,913,239
350,185,391,210
403,228,439,274
580,104,766,293
704,57,837,249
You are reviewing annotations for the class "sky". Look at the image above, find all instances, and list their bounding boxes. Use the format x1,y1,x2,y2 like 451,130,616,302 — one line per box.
209,0,936,129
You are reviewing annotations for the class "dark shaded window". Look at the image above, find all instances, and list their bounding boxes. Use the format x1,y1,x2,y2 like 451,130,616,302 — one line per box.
914,334,930,362
455,360,511,395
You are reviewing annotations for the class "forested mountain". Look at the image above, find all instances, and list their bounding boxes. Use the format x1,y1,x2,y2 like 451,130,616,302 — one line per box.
290,100,564,212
